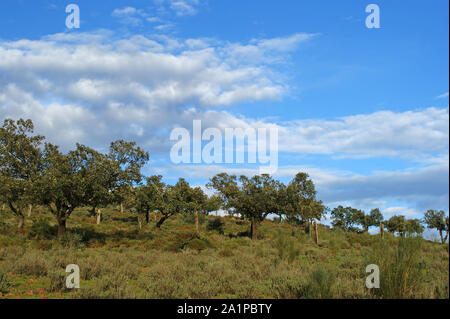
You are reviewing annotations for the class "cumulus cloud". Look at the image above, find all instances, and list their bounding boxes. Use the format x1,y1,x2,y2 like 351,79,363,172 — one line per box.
111,7,148,26
0,31,311,151
154,0,202,17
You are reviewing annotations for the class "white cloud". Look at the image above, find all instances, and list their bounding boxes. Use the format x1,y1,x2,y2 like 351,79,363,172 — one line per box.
170,0,199,16
0,31,310,151
276,107,449,161
382,206,419,218
436,92,449,99
154,0,202,17
111,7,147,26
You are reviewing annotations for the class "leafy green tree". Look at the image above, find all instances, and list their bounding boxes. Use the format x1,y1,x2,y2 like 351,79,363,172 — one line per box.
201,195,222,216
109,140,149,213
71,144,118,223
330,206,362,232
0,119,44,230
367,208,384,230
135,175,165,225
405,218,424,236
35,143,86,237
385,215,407,237
147,178,191,229
284,173,326,231
184,185,208,233
235,174,283,240
354,208,384,232
423,210,449,244
206,173,239,217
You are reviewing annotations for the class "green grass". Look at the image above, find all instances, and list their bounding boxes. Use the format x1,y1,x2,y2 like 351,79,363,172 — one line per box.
0,206,448,299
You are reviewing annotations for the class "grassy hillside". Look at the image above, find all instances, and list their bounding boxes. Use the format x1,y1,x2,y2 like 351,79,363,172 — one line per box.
0,206,448,299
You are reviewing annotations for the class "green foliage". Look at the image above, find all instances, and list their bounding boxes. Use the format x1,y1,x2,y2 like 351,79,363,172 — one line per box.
0,270,12,294
273,230,300,263
367,236,426,298
424,210,449,244
28,218,55,240
305,266,337,299
206,217,225,234
0,118,44,229
47,270,67,293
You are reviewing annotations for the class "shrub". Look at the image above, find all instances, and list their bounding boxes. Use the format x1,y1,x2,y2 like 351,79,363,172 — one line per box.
47,270,67,293
0,271,12,294
28,218,55,240
206,218,225,234
305,266,337,299
12,251,49,277
273,230,300,263
74,273,135,299
367,236,426,298
218,247,234,257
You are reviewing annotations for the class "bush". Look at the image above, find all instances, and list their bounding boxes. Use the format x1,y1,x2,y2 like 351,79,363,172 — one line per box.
367,236,426,298
0,271,12,294
206,218,225,234
186,238,211,251
75,273,135,299
47,270,67,293
28,218,56,240
12,251,49,277
305,266,337,299
273,230,300,263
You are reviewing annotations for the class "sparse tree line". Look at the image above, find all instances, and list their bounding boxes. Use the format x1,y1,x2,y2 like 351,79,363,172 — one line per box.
1,118,448,243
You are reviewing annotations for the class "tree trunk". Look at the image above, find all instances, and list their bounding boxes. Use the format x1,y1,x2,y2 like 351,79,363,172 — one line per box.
146,211,150,224
380,223,384,239
27,204,32,217
250,217,257,240
120,203,124,213
138,216,142,230
439,230,444,244
156,215,168,228
96,208,102,225
17,213,25,231
57,218,66,238
314,220,319,245
194,211,199,233
90,206,96,217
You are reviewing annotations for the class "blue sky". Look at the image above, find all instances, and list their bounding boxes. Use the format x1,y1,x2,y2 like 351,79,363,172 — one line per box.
0,0,448,233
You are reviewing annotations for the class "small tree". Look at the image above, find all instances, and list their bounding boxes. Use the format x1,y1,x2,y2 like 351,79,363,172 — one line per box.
423,210,449,244
152,178,190,229
135,175,165,225
71,144,117,223
206,173,239,217
331,206,362,232
355,208,384,232
0,119,44,230
385,215,407,237
109,140,149,213
35,143,86,237
284,173,326,230
405,219,424,236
